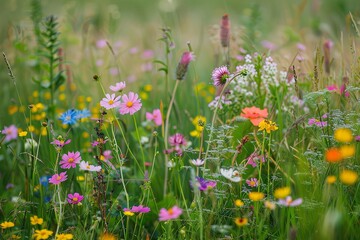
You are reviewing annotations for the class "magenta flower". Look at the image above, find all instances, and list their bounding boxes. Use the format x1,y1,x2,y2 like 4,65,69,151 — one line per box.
158,206,183,221
146,109,162,126
110,82,126,92
49,172,68,185
246,152,265,168
355,136,360,142
327,84,339,92
79,161,101,172
100,93,121,110
91,138,108,147
169,133,187,147
246,178,258,187
196,177,217,191
101,150,113,161
60,151,81,169
130,205,151,213
278,196,303,207
51,138,71,148
1,125,18,142
176,51,195,80
308,118,327,127
212,66,230,86
119,92,142,115
67,192,84,204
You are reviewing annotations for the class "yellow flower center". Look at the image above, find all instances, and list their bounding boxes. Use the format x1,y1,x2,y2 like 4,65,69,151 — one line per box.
56,176,62,180
68,158,74,163
126,101,134,107
168,208,174,215
108,99,114,105
86,165,91,169
73,197,78,202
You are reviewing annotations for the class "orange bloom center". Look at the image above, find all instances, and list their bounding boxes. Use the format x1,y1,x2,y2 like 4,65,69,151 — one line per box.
108,100,114,105
126,101,134,107
168,208,174,215
72,197,78,202
68,158,74,163
56,176,62,180
86,165,91,169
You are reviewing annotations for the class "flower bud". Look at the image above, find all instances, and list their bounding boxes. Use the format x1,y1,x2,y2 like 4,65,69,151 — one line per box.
176,51,195,80
220,14,230,48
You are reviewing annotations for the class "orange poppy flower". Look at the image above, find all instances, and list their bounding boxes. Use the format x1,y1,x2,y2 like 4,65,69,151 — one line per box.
325,148,343,163
240,106,268,126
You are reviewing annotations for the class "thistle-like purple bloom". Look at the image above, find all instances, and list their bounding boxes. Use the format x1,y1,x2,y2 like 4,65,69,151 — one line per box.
176,51,195,80
212,66,230,86
196,177,217,191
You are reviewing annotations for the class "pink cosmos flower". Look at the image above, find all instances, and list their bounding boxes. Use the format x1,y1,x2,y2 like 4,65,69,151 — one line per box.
146,109,162,126
91,138,108,147
246,152,265,168
246,178,258,187
101,150,113,161
190,159,205,166
124,205,151,213
158,206,183,221
67,192,84,204
142,50,154,59
212,66,230,86
51,138,71,148
278,196,303,207
49,172,68,185
79,161,101,172
109,68,120,76
1,125,18,142
110,82,126,92
96,39,107,48
60,151,81,169
119,92,142,115
100,93,121,110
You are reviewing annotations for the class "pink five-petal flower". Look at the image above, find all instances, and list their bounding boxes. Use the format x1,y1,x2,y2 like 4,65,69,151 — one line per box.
278,196,303,207
67,192,84,204
146,109,162,126
51,139,71,148
100,93,121,110
1,125,18,142
119,92,142,115
246,178,259,187
110,82,126,92
60,151,81,169
49,172,68,185
158,206,182,221
131,205,151,213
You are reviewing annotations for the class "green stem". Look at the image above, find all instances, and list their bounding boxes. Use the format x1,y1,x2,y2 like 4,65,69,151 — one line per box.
133,115,145,170
163,79,180,197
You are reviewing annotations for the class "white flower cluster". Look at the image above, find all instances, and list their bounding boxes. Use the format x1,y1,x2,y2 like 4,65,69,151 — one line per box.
208,95,232,110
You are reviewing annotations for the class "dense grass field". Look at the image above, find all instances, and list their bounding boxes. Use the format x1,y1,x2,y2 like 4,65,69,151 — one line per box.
1,0,360,239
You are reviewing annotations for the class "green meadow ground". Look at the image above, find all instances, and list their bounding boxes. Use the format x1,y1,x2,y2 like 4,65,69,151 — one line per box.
1,0,360,239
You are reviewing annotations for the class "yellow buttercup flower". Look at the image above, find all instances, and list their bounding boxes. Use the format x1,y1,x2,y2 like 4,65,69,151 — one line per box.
1,221,15,229
248,192,265,201
274,187,291,199
32,229,53,240
340,145,355,159
326,175,337,184
30,215,44,225
8,105,18,115
334,128,353,143
258,119,278,133
19,131,28,137
234,217,248,227
339,169,358,185
144,84,153,92
99,233,118,240
123,211,134,216
56,233,73,240
234,199,244,207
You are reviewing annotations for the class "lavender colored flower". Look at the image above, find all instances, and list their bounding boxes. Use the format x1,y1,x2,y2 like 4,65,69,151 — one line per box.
196,177,217,191
355,136,360,142
1,125,18,142
212,66,230,86
278,196,303,207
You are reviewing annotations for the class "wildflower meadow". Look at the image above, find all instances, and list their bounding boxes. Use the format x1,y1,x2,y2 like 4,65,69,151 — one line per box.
1,0,360,239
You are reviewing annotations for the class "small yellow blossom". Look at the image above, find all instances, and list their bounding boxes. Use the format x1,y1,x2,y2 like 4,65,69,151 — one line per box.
123,211,134,216
258,119,278,133
59,93,66,101
11,235,21,239
339,169,358,185
99,233,117,240
30,215,44,225
139,91,148,100
248,192,265,201
77,176,85,182
326,175,337,184
86,96,92,102
44,92,51,100
264,200,276,210
340,145,355,159
33,91,39,98
234,217,248,227
56,233,73,240
234,199,244,207
32,229,53,240
334,128,353,143
274,187,291,199
1,221,15,229
144,84,153,92
19,131,28,137
82,132,90,138
8,105,18,115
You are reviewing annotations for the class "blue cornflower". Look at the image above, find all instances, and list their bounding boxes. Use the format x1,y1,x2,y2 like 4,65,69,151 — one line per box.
59,109,79,125
75,109,91,119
